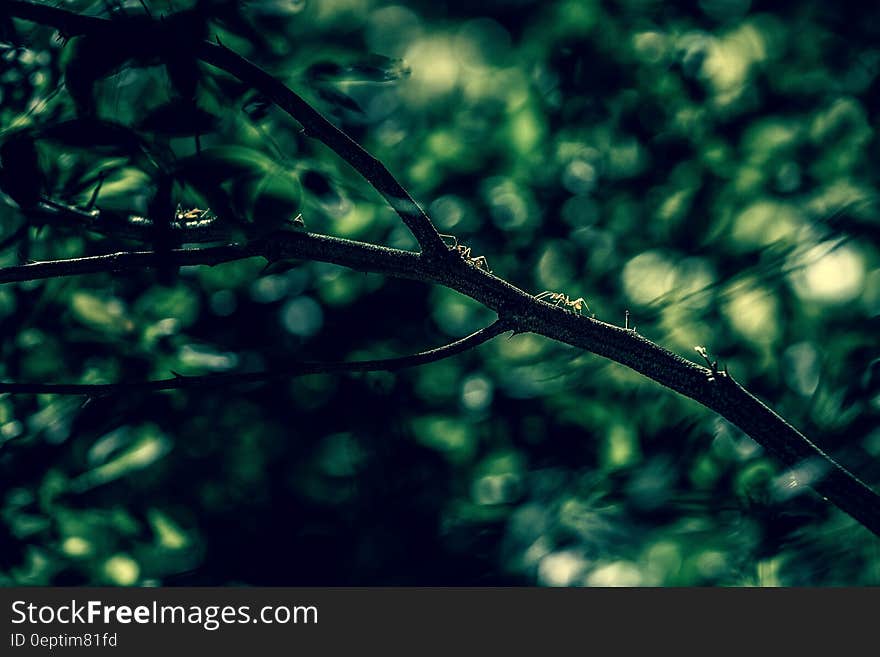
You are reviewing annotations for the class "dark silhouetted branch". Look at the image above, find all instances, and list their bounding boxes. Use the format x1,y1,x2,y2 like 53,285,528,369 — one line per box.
5,1,880,538
6,1,448,257
196,42,448,257
0,229,426,285
0,320,509,394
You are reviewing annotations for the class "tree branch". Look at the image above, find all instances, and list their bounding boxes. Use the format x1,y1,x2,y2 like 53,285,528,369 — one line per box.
5,0,102,34
6,234,879,537
0,230,427,284
6,0,880,537
196,42,448,257
5,0,449,257
0,320,509,394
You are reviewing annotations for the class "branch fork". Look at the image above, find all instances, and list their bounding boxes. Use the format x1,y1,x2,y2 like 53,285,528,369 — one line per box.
2,1,879,538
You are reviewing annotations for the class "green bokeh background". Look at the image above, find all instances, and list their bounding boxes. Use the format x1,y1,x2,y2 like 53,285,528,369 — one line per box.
1,0,879,585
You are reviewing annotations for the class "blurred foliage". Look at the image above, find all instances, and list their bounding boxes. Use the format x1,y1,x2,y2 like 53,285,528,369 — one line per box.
1,0,880,586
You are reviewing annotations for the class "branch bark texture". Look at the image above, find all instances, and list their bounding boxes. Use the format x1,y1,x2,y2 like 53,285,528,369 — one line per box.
4,1,879,538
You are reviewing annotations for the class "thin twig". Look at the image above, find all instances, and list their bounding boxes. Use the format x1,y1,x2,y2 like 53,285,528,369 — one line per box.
5,1,449,257
0,243,259,283
0,230,426,284
5,0,880,537
197,42,448,257
0,320,509,394
3,239,880,537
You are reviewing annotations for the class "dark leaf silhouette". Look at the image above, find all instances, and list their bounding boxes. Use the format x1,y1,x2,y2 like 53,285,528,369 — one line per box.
39,118,156,169
315,86,364,115
302,168,342,205
0,129,44,209
137,100,221,137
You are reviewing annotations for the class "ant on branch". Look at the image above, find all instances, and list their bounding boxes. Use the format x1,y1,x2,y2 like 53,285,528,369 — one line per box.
535,290,591,316
175,205,215,222
439,234,492,273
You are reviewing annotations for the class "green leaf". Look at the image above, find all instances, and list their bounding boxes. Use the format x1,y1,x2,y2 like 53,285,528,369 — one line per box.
232,168,302,232
305,55,411,83
39,118,156,170
171,146,276,188
69,292,133,335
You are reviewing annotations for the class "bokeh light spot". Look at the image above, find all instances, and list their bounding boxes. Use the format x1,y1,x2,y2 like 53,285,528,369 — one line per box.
789,242,865,303
622,251,677,306
281,296,324,337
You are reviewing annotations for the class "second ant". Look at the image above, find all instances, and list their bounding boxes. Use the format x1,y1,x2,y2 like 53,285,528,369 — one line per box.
440,234,492,273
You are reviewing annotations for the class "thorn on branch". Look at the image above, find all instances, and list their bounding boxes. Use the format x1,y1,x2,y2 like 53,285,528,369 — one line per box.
6,0,880,538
